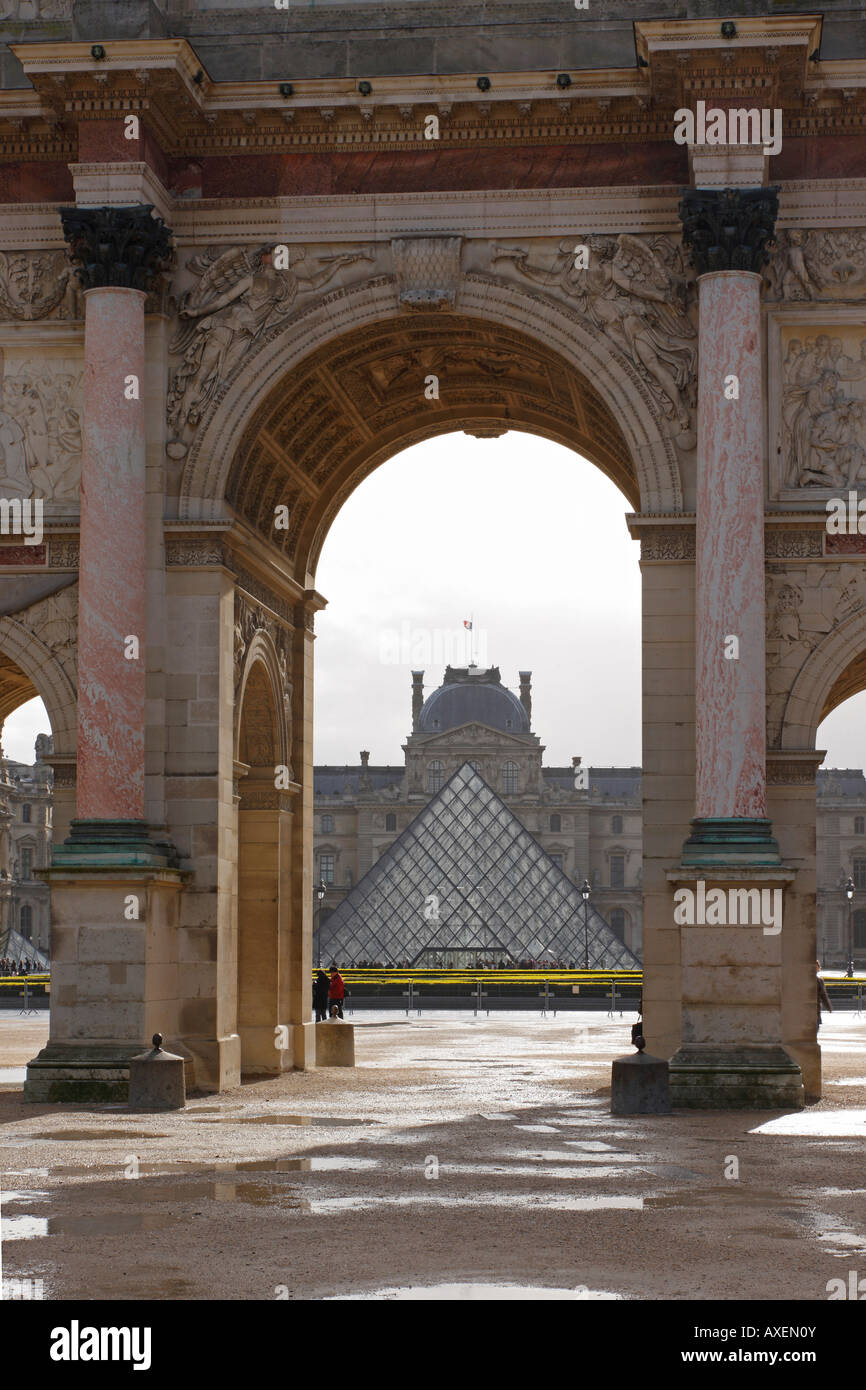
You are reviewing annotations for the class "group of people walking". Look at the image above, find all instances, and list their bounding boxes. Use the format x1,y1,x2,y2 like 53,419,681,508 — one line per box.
313,966,345,1021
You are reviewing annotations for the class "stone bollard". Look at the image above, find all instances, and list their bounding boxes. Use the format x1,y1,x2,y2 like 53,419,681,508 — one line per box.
128,1033,186,1110
611,1039,671,1115
315,1020,355,1067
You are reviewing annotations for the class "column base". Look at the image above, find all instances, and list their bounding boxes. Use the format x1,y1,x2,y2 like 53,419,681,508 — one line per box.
24,1040,197,1103
681,817,781,868
668,1044,804,1110
23,1042,143,1103
51,819,181,870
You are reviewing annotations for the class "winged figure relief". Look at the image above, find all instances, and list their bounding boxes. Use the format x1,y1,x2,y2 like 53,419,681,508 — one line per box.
493,234,697,437
166,243,375,443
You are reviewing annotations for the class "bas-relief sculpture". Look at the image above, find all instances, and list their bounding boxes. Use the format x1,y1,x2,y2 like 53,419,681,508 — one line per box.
234,590,294,778
166,243,375,455
767,229,866,303
490,234,698,443
0,252,83,322
780,327,866,489
0,350,82,502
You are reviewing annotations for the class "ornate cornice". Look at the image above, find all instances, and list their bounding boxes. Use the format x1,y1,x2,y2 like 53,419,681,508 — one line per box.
679,187,780,276
60,204,173,293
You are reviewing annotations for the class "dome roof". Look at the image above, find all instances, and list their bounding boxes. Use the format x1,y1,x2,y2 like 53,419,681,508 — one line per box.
417,666,530,735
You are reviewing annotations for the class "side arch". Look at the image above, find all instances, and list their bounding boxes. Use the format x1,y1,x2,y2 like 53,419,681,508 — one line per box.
234,630,289,772
780,608,866,750
0,616,77,757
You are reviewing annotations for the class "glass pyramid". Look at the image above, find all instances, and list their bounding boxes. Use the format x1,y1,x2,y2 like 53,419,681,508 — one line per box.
315,762,640,968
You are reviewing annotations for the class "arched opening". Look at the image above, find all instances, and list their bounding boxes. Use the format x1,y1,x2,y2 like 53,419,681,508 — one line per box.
817,683,866,970
310,430,641,976
0,660,65,972
235,657,284,1074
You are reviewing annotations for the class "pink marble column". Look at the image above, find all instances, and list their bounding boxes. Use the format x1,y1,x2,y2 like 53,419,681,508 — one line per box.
77,286,147,821
694,271,767,822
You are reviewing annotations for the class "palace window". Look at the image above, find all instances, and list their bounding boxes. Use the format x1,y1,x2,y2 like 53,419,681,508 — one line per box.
611,814,623,834
321,814,334,833
20,849,33,881
21,804,31,823
854,859,866,892
610,908,626,940
319,853,335,884
428,761,444,794
856,816,865,836
20,904,32,940
502,762,519,795
549,813,561,833
855,910,866,950
610,854,625,889
385,813,397,832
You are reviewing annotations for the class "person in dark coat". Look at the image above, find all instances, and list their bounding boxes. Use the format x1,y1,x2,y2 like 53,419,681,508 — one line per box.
313,969,330,1022
816,960,833,1028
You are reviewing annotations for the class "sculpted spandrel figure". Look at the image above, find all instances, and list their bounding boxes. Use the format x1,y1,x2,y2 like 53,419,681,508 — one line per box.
493,234,697,439
167,244,374,449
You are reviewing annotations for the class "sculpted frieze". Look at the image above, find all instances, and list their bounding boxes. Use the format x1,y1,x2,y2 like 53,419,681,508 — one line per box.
0,350,82,502
767,230,866,302
489,234,697,444
766,564,866,744
166,243,376,456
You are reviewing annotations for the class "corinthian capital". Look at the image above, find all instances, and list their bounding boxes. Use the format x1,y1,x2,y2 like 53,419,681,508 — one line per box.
678,187,780,276
59,204,173,293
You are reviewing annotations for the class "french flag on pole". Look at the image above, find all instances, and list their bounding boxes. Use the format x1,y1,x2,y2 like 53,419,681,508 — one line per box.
463,619,473,630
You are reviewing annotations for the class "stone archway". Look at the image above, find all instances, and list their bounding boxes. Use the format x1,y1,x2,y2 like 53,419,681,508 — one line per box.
780,608,866,751
180,276,685,563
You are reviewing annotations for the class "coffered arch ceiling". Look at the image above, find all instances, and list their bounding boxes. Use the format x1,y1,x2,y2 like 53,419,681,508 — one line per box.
226,313,638,579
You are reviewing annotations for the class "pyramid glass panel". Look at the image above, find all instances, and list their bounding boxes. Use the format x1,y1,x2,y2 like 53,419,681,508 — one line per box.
316,763,640,969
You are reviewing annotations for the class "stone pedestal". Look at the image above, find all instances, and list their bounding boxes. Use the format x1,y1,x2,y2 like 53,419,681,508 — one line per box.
24,865,187,1103
129,1034,186,1111
611,1051,671,1115
314,1020,355,1067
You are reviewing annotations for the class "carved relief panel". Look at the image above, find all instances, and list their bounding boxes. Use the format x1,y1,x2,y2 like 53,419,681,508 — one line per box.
0,346,83,503
768,310,866,501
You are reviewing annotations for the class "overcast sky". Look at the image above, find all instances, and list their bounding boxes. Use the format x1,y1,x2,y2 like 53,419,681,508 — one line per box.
3,430,865,772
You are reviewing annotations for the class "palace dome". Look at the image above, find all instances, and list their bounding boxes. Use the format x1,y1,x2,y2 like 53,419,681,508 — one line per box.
416,666,530,735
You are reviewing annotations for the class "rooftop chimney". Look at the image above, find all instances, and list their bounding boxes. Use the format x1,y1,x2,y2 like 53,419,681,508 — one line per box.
411,671,424,730
519,670,532,722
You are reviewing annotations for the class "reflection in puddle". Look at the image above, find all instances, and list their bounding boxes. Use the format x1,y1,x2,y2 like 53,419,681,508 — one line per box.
308,1193,643,1214
327,1282,623,1301
30,1130,168,1141
190,1113,380,1127
4,1212,176,1240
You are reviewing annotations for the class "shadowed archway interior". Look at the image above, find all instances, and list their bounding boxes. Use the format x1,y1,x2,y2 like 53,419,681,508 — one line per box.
226,313,637,578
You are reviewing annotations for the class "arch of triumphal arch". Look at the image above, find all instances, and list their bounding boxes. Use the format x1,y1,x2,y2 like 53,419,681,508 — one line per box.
3,2,866,1106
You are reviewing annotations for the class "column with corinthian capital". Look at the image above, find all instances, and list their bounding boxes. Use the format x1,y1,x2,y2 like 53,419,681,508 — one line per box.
665,188,803,1109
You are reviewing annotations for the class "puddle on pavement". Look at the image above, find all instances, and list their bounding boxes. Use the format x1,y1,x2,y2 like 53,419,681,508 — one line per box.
30,1130,169,1141
327,1282,622,1300
0,1067,26,1084
3,1180,309,1238
308,1193,644,1214
3,1211,177,1240
750,1110,866,1137
190,1113,379,1127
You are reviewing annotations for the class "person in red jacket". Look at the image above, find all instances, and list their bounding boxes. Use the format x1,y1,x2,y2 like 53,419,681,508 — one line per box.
328,965,345,1019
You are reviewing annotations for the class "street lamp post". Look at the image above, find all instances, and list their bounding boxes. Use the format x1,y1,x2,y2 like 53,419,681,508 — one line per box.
845,876,855,979
580,879,591,970
315,879,327,968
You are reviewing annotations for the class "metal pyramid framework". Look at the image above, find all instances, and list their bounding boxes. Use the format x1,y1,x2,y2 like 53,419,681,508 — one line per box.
315,762,640,968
